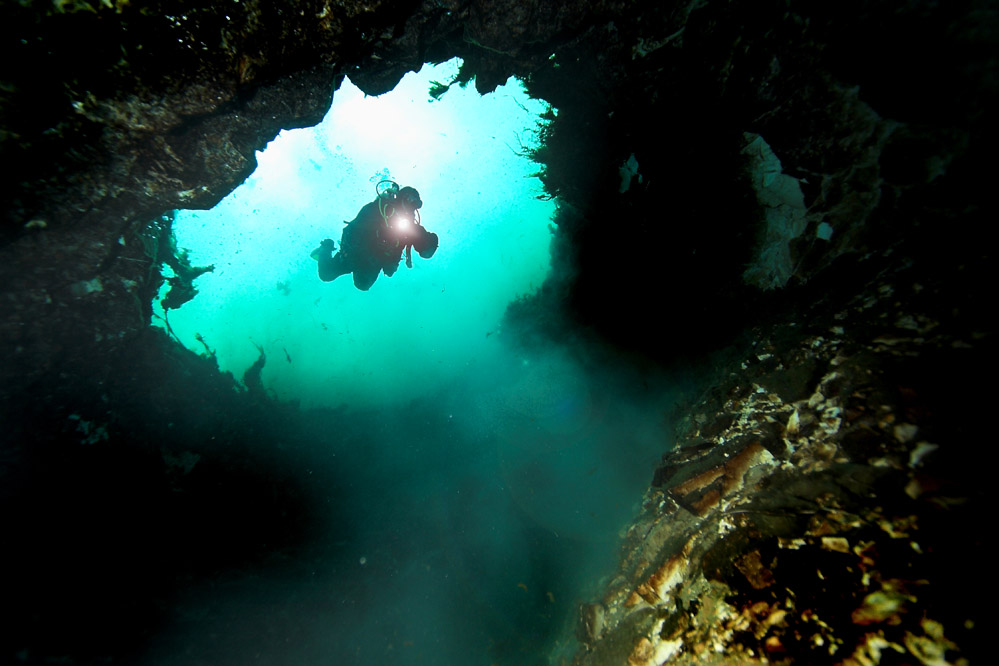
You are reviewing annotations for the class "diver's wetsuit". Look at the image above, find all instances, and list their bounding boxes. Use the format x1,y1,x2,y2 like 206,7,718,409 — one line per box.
317,199,438,290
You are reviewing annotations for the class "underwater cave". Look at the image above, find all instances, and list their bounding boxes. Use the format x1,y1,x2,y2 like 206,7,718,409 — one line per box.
1,2,993,665
158,59,557,409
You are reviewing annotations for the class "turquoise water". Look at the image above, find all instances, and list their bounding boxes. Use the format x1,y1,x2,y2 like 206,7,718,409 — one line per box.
145,60,680,665
158,59,554,409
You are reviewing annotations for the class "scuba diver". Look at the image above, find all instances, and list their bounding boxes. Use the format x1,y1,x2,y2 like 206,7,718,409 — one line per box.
311,181,439,290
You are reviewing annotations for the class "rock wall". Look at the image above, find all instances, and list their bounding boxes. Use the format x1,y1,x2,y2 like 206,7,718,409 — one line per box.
562,241,989,664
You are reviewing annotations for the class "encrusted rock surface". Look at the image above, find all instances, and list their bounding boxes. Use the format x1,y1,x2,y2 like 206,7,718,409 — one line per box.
562,246,988,664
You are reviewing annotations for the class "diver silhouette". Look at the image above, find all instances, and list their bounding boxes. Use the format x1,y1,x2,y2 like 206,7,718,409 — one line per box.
312,181,439,290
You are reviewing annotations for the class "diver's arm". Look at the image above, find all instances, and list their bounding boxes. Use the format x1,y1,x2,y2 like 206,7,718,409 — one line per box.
413,226,439,259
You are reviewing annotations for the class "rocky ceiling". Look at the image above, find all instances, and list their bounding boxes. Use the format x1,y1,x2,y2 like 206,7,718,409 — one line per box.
2,0,995,384
1,1,994,664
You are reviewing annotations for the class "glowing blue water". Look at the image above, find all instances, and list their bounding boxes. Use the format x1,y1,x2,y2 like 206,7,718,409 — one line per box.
147,59,681,665
160,59,554,409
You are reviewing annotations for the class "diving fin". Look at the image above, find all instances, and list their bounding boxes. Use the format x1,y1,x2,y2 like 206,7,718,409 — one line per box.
310,239,336,261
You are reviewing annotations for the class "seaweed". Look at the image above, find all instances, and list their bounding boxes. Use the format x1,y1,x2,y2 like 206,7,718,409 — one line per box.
242,341,266,396
428,79,451,100
138,211,215,311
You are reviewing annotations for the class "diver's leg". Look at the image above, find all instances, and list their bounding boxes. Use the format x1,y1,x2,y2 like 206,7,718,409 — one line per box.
352,266,380,291
382,255,401,277
318,251,350,282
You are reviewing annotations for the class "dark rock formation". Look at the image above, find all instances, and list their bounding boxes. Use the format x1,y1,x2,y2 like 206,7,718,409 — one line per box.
1,1,993,664
564,248,989,664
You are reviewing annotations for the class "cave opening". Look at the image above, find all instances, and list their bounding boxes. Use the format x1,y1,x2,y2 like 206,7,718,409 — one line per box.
127,58,687,665
154,58,556,409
